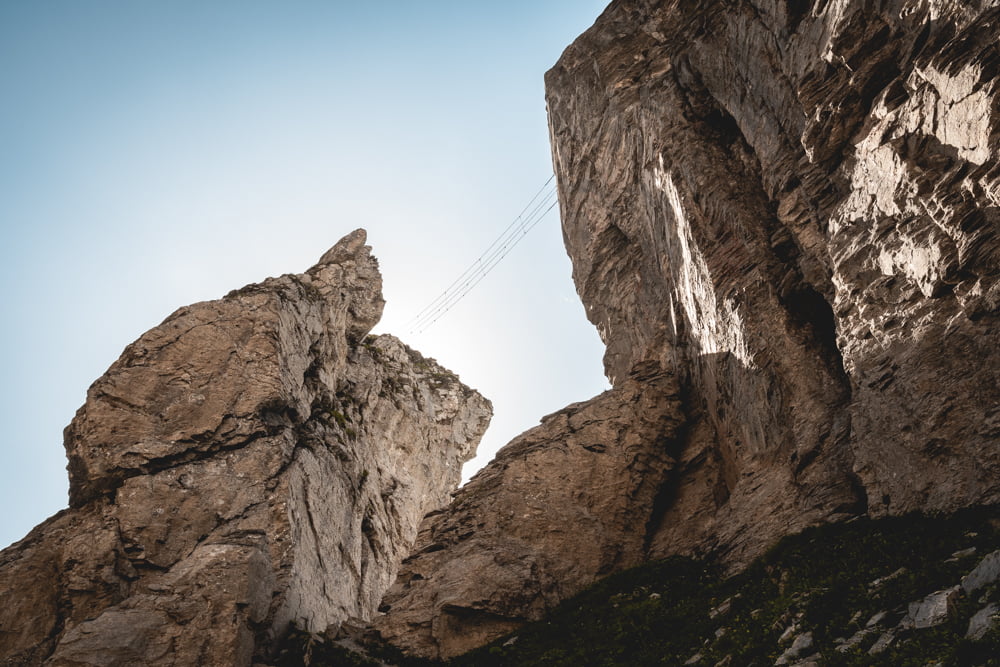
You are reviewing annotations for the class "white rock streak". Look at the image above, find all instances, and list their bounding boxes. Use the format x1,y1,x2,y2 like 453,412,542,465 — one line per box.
655,160,753,366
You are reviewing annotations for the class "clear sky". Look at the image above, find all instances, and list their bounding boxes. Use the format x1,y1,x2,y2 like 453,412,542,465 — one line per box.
0,1,611,549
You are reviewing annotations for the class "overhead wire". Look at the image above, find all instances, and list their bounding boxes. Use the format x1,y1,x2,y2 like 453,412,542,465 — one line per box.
405,174,556,330
409,186,558,333
407,176,560,333
414,197,559,332
412,191,558,333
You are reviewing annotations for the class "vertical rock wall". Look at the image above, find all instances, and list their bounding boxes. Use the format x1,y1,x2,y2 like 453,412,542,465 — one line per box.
375,0,1000,658
0,230,491,665
546,0,1000,539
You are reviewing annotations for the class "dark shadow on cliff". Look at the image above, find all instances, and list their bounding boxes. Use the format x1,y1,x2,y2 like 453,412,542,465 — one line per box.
386,506,1000,667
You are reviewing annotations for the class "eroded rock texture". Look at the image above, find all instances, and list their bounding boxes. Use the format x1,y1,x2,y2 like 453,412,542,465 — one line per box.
376,0,1000,658
0,230,491,666
376,365,682,658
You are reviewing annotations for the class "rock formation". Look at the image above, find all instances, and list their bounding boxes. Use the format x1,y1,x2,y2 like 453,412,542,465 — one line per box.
0,230,491,665
3,2,1000,663
376,364,683,658
374,0,1000,658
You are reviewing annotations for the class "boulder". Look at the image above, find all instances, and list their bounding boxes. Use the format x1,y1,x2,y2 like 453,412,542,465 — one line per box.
962,549,1000,595
903,586,961,629
966,603,999,641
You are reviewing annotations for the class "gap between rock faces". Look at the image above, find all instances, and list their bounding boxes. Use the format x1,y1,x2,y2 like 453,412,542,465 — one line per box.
0,229,493,665
371,0,1000,660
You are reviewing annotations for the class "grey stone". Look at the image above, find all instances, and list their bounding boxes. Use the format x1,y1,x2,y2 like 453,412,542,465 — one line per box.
790,658,821,667
710,597,733,619
868,568,907,592
836,628,876,653
966,603,1000,641
962,550,1000,594
949,547,978,561
778,624,799,643
775,632,813,665
868,631,896,655
905,587,961,629
866,610,888,627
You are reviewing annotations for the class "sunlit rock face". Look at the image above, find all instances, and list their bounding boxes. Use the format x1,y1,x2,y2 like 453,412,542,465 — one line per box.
375,0,1000,658
0,230,491,666
548,0,1000,531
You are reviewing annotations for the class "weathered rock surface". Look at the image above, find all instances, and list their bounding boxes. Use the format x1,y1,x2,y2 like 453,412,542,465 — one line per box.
962,548,1000,594
376,0,1000,658
0,230,491,665
375,364,682,657
966,603,1000,640
903,586,961,629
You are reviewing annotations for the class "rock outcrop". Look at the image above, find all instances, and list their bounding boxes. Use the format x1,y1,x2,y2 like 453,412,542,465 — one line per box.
376,364,682,658
0,230,491,665
375,0,1000,658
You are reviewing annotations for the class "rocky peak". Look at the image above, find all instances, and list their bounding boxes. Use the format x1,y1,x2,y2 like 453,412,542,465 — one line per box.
64,229,384,509
0,230,491,665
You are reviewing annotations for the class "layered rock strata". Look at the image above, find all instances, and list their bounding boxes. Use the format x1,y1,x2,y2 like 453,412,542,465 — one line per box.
375,0,1000,658
0,230,491,666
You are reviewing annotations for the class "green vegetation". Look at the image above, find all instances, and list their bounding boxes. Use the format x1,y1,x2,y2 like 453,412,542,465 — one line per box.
273,627,382,667
426,370,457,391
362,335,384,361
290,507,1000,666
327,410,349,429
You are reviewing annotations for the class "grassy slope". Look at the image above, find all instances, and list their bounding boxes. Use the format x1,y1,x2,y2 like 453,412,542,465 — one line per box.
279,507,1000,666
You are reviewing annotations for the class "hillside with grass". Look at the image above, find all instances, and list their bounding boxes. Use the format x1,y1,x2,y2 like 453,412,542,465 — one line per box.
278,507,1000,666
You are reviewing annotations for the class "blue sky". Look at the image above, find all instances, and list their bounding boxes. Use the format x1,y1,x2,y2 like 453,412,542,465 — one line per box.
0,1,610,549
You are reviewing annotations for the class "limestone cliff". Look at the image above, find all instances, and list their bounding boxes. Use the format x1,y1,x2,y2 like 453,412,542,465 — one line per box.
0,230,491,665
374,1,1000,658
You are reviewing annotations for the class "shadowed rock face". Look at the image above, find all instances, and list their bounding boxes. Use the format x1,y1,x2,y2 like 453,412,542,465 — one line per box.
0,230,491,666
375,0,1000,658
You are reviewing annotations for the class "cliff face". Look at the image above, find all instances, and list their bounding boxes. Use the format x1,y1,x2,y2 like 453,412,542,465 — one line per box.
375,0,1000,658
549,0,1000,526
0,230,491,665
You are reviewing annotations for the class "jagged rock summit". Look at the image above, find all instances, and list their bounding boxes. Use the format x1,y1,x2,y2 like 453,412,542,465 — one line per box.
374,0,1000,659
0,230,492,665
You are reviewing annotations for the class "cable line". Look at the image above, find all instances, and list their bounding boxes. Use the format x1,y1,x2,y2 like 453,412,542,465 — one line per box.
413,198,558,333
408,177,560,333
405,175,555,330
410,191,557,333
409,187,558,333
